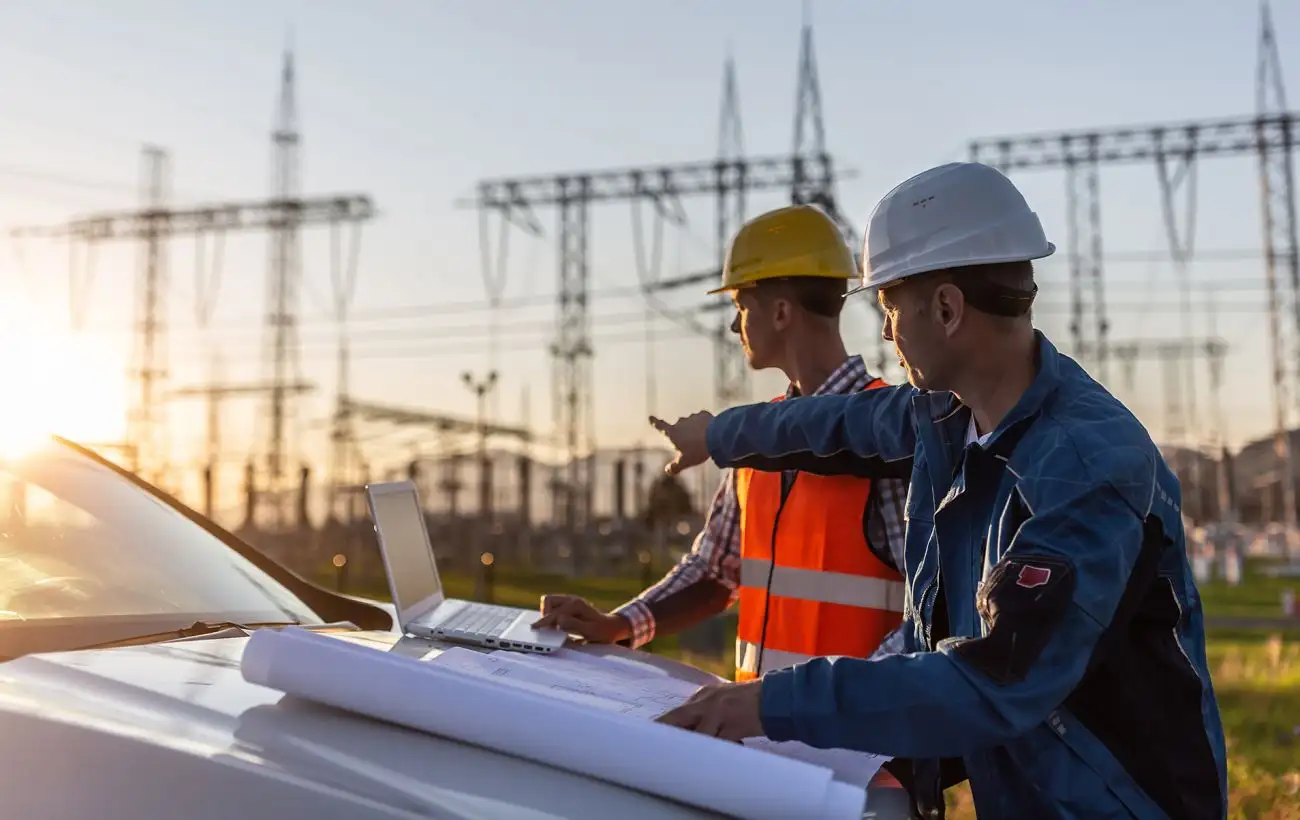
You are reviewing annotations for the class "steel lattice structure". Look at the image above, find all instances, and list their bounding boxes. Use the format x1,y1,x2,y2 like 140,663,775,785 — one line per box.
969,6,1297,542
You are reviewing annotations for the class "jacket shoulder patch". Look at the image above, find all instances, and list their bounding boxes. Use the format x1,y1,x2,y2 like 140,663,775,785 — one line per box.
951,554,1076,685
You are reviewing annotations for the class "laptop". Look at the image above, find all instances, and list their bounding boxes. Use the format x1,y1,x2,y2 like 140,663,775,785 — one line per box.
365,480,568,654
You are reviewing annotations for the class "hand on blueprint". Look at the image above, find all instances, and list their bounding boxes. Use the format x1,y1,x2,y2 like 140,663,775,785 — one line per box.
533,595,631,644
655,679,764,743
648,412,713,476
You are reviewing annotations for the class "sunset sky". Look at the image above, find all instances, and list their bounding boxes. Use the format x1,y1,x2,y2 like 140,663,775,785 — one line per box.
0,0,1294,515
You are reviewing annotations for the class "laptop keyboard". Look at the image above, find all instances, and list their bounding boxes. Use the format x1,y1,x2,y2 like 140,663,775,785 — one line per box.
440,605,517,639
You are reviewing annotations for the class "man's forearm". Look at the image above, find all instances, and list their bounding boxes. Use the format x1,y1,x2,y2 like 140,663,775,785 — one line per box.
642,579,733,638
705,387,918,478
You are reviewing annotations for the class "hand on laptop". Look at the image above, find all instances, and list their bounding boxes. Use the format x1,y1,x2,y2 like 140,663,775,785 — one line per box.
533,595,631,644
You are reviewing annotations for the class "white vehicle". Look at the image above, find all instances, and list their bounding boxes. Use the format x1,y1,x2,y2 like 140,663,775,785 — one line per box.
0,438,908,819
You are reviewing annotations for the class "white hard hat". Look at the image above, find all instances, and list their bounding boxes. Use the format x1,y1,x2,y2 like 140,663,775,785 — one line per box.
847,162,1056,296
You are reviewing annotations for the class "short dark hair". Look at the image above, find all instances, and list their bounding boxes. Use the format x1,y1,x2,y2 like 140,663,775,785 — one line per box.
752,276,847,318
913,261,1036,318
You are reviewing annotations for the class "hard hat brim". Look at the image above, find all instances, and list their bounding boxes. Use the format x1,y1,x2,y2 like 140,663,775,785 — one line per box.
847,242,1057,298
706,275,857,296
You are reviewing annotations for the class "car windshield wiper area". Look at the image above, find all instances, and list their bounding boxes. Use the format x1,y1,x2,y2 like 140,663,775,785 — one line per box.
78,619,304,651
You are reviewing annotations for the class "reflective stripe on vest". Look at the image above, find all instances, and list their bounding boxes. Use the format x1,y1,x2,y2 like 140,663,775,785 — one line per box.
739,558,906,612
734,377,904,682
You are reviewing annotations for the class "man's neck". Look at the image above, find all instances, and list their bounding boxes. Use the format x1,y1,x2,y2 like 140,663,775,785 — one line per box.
783,331,850,396
954,328,1038,435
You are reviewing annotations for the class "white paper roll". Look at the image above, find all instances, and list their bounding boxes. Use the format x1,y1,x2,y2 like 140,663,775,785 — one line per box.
241,628,866,820
820,781,870,820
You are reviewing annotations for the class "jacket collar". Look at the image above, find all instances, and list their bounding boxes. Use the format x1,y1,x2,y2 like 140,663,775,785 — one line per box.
984,330,1060,454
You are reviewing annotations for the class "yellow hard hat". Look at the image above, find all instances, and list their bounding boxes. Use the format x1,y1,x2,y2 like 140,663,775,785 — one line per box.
707,204,859,295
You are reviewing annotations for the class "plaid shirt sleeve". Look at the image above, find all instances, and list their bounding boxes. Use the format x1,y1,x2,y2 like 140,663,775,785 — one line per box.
868,476,909,576
612,470,742,649
865,475,911,660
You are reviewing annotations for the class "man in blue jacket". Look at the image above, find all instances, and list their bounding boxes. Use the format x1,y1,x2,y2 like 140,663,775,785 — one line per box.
653,162,1228,819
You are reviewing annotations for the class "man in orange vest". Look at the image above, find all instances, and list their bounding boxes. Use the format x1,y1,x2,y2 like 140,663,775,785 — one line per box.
534,204,911,682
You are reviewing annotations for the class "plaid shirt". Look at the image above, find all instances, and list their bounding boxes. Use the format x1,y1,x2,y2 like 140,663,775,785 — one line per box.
615,355,910,661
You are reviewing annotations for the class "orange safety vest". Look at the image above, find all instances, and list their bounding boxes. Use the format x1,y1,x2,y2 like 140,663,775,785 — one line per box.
733,377,906,682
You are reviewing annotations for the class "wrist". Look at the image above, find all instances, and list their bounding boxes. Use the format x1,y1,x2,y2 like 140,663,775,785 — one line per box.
611,600,656,648
611,612,633,643
702,414,719,465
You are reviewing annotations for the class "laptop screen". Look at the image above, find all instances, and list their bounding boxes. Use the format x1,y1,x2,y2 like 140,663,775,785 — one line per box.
369,485,443,613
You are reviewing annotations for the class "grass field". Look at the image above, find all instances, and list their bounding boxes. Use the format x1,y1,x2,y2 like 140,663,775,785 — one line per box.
327,563,1300,816
1199,566,1299,620
942,626,1300,819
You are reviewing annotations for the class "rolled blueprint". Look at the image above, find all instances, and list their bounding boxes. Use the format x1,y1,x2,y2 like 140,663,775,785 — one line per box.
241,627,867,820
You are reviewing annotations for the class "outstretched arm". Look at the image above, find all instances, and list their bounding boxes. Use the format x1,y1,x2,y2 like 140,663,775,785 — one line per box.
706,384,918,480
759,456,1158,759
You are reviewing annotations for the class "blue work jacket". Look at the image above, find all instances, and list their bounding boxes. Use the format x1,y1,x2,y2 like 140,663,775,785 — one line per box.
706,332,1228,819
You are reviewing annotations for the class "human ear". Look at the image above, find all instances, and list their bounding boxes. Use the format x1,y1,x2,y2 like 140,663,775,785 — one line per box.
934,284,964,335
770,297,795,332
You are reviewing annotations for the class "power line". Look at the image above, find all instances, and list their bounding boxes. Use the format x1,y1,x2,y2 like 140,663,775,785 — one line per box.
8,54,375,524
157,304,1272,368
143,300,1282,364
967,4,1299,533
18,248,1282,341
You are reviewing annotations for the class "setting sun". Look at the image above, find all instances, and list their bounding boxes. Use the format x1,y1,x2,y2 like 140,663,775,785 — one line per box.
0,308,127,459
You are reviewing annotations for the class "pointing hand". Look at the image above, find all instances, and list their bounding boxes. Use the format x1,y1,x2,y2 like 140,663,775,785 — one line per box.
648,411,714,476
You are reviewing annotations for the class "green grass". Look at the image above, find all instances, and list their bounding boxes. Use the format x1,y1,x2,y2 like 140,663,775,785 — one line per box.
1207,632,1300,818
1199,565,1299,621
1198,560,1300,817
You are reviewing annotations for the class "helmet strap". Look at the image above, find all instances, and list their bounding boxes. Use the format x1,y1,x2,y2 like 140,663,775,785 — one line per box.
957,280,1037,318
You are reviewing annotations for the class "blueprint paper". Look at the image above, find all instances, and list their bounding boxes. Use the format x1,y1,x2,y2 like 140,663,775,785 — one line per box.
241,627,866,820
427,646,696,719
545,647,693,681
433,647,702,696
432,647,890,787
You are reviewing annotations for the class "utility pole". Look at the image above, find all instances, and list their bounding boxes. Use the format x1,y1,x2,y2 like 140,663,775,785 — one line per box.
652,16,888,384
470,154,851,545
462,370,500,524
11,52,374,526
969,104,1299,541
265,49,304,532
325,205,364,524
129,146,170,486
468,20,863,559
17,145,181,485
714,52,747,405
1257,1,1299,560
168,380,315,518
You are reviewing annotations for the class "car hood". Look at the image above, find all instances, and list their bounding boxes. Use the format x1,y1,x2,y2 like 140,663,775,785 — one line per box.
0,628,721,820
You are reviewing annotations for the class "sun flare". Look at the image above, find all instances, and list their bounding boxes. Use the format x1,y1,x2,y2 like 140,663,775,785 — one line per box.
0,311,126,459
